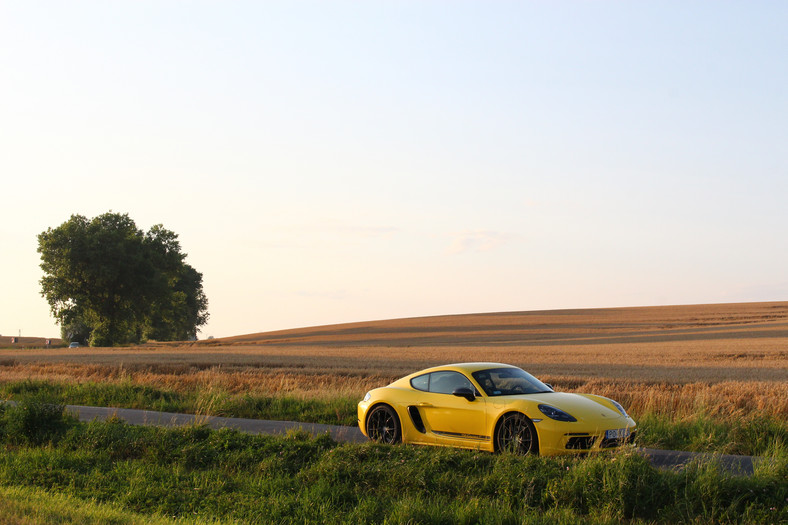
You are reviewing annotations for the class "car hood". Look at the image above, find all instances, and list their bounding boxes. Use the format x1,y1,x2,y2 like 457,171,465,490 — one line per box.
493,392,623,421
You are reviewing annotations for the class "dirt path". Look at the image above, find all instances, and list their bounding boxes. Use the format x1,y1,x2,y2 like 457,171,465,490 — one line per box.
65,405,762,475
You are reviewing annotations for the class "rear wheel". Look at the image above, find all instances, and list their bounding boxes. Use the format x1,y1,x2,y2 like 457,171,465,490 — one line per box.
366,404,401,444
495,412,538,454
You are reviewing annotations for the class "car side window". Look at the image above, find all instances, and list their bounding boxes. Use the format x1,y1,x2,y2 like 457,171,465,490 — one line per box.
428,371,474,395
410,373,429,391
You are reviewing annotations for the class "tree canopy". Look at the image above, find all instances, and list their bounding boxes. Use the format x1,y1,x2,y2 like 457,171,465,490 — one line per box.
38,212,209,346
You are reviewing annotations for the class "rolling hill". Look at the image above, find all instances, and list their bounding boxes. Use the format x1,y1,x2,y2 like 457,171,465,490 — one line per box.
207,301,788,348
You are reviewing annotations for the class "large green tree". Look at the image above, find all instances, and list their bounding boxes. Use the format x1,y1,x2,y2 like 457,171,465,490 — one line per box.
38,212,209,346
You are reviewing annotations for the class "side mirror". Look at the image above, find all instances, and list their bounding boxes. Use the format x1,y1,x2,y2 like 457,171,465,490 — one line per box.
452,387,476,402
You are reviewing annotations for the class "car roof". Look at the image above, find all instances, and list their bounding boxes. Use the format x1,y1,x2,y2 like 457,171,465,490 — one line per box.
388,362,524,388
408,362,518,376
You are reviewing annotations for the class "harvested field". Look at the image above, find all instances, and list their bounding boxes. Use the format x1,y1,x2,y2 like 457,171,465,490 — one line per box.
0,336,62,349
1,302,786,419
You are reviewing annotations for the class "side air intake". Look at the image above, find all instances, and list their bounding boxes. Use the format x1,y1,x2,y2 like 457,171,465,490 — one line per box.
407,406,426,433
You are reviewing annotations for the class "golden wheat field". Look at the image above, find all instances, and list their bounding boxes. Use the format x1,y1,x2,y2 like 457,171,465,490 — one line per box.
1,302,787,419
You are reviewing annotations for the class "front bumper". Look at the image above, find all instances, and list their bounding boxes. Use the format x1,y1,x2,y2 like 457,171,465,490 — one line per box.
535,416,637,456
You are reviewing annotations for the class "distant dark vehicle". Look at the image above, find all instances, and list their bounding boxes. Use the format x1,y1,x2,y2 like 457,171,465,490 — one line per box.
69,342,80,348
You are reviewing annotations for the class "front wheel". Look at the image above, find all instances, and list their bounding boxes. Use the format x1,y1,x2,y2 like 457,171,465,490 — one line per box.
495,412,538,454
366,404,401,444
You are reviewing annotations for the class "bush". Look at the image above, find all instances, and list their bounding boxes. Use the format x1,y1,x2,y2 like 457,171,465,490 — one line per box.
0,395,76,446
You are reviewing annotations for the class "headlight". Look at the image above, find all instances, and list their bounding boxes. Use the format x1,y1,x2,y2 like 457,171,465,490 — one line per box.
610,399,628,417
363,392,371,402
538,404,577,422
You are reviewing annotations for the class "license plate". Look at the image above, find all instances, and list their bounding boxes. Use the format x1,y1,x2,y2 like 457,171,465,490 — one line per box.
605,428,630,440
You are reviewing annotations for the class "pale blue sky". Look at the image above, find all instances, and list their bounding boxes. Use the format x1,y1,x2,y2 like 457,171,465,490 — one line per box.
1,1,786,338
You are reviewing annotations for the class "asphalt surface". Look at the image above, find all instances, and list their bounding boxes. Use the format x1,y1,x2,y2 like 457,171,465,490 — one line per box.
67,404,366,444
64,405,762,475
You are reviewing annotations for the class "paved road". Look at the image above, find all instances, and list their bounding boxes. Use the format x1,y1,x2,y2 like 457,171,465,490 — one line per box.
67,405,366,444
65,405,762,475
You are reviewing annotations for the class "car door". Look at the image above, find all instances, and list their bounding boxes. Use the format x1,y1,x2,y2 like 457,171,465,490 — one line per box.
416,371,488,444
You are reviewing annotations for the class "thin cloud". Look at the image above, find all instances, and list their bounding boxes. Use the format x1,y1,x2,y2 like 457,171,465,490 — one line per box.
331,225,398,238
266,222,398,238
253,222,398,250
293,289,350,301
448,230,516,255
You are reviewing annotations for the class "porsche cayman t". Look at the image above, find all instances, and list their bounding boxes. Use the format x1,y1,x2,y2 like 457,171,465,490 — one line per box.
358,363,636,456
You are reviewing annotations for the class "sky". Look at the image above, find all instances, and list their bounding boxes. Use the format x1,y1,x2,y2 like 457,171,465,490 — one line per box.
1,1,786,339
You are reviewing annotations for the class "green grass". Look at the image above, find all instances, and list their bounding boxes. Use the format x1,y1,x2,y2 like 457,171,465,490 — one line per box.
0,397,786,524
1,379,786,456
0,485,227,525
636,411,787,457
0,379,358,426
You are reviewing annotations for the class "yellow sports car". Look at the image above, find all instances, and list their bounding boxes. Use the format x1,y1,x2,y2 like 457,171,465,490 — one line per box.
358,362,636,456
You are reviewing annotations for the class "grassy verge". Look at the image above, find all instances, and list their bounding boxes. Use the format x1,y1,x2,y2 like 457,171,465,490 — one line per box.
0,485,226,525
0,398,785,524
0,379,358,426
636,411,787,457
1,379,785,456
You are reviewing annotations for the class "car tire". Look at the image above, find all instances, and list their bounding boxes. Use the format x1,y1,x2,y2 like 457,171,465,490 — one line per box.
494,412,539,455
366,404,401,445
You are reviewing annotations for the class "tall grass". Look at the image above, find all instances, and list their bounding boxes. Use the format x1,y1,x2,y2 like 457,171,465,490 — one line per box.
2,379,786,456
637,411,787,456
1,359,784,419
0,379,359,426
0,398,785,524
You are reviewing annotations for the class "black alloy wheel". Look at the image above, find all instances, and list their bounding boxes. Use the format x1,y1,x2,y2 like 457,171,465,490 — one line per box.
366,404,401,444
495,412,538,454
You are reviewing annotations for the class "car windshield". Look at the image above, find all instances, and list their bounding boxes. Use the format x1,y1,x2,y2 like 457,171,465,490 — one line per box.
471,367,553,396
